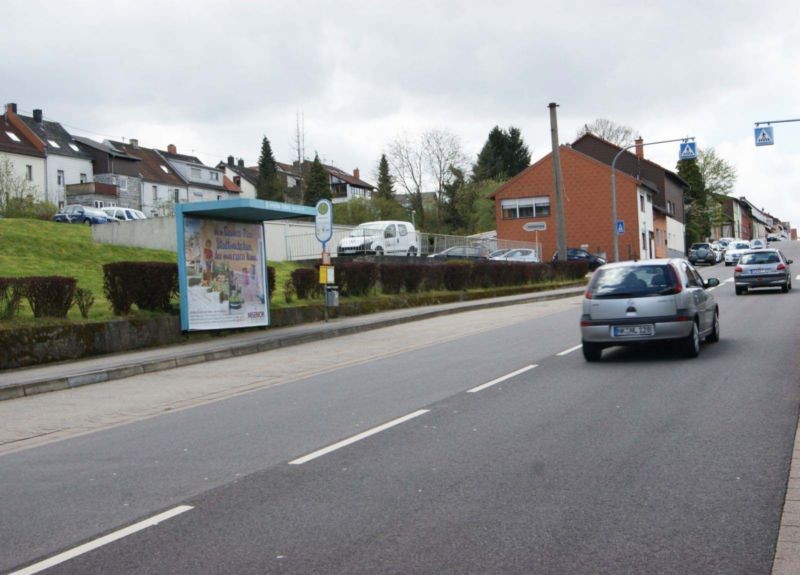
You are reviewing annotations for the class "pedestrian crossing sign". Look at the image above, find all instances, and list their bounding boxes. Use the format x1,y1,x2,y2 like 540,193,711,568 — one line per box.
679,141,697,160
616,220,625,235
755,126,774,146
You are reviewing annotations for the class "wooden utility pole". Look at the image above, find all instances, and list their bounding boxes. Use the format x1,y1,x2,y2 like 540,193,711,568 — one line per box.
548,103,567,261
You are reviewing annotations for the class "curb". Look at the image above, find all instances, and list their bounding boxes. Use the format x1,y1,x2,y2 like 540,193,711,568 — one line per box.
0,287,585,401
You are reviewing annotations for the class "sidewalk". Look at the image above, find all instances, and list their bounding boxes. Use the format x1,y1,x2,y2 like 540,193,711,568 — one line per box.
0,285,585,401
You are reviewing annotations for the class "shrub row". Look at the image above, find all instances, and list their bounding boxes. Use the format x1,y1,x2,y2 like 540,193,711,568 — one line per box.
290,260,589,299
104,262,178,315
0,276,92,319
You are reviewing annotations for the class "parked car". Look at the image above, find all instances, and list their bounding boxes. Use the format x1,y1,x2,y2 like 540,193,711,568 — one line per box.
337,221,418,256
551,248,607,270
688,243,717,266
491,248,540,263
53,205,112,225
724,240,751,266
428,246,486,260
710,242,725,262
488,248,511,259
767,233,780,242
103,207,137,221
750,238,766,249
580,259,720,361
734,249,793,294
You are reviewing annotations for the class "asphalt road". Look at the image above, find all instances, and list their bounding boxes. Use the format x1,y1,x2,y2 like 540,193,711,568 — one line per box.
4,243,800,574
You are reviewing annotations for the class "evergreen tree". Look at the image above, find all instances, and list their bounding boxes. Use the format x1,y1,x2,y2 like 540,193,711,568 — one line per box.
441,165,467,231
677,157,708,243
375,154,394,200
256,136,283,202
303,153,330,206
472,126,530,182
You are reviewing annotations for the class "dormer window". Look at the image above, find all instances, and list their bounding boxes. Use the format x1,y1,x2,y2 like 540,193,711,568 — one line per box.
160,165,169,173
47,139,60,148
68,143,80,152
191,167,201,178
5,131,20,142
210,171,219,181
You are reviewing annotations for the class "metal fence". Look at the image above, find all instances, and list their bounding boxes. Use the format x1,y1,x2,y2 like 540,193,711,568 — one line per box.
265,220,541,262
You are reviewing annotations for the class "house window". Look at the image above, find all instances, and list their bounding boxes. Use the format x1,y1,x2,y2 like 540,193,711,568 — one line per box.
5,131,20,142
174,189,181,203
80,173,87,183
233,176,241,187
26,165,33,181
210,171,219,181
501,197,550,219
119,177,128,191
47,139,60,149
68,143,80,152
160,165,169,173
191,167,201,179
57,170,64,187
152,185,158,201
639,194,645,212
217,195,222,200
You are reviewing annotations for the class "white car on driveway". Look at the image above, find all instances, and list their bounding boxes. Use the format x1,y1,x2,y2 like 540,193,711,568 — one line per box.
337,221,419,256
491,248,540,263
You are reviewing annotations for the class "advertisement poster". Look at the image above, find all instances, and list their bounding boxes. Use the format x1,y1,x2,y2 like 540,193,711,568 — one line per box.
182,217,268,330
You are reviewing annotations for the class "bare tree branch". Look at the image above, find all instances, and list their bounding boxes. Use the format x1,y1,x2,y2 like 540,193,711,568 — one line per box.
576,118,638,147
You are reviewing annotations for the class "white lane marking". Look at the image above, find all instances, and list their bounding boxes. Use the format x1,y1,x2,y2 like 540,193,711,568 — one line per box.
289,409,429,465
467,365,537,393
556,344,583,356
724,278,734,284
10,505,193,575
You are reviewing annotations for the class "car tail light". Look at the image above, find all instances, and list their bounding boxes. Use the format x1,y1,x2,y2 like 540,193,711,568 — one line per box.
735,265,742,272
777,263,786,270
585,289,592,299
668,264,683,293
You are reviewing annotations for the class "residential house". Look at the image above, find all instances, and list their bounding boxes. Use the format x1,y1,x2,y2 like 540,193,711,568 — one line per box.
294,160,374,204
109,139,187,216
492,143,657,261
13,105,93,208
218,157,257,199
739,197,771,240
571,134,687,258
72,137,142,209
0,103,46,202
159,145,240,203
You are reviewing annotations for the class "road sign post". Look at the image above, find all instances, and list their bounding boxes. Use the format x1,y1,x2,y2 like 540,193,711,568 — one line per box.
754,126,774,146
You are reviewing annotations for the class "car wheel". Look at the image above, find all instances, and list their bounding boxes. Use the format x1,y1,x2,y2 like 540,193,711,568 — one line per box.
374,247,384,257
84,220,92,226
407,247,417,257
725,262,731,267
782,281,789,293
582,342,602,362
735,286,745,295
682,321,700,358
706,309,720,343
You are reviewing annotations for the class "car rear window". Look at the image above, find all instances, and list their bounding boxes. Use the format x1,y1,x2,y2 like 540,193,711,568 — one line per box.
587,264,678,299
740,252,780,265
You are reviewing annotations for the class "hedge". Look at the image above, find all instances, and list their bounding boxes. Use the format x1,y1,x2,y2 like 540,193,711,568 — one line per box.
0,277,24,319
337,261,378,296
19,276,77,318
291,268,320,299
103,262,178,315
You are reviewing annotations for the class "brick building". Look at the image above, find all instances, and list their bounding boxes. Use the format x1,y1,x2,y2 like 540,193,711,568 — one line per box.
492,145,655,262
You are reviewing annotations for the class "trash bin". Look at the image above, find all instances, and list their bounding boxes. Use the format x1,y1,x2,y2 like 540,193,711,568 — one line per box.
325,285,339,307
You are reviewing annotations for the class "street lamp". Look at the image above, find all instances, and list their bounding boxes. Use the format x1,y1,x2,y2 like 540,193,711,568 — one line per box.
611,136,695,262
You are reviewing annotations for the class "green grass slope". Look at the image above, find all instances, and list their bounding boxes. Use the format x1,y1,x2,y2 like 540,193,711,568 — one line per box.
0,218,177,322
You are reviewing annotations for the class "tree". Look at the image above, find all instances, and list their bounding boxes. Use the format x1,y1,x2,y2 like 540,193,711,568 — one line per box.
576,118,637,147
303,153,330,206
374,154,395,200
677,157,707,243
0,158,55,219
698,147,737,196
256,136,283,202
677,147,737,243
472,126,531,182
441,165,467,231
387,133,426,226
423,129,468,203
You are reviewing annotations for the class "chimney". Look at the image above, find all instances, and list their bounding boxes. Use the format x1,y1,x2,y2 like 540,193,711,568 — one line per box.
167,144,177,154
227,155,234,167
634,137,644,160
6,103,17,115
33,109,43,123
353,168,360,180
130,138,139,149
238,158,244,168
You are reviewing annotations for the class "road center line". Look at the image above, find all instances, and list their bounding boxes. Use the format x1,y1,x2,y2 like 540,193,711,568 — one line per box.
556,344,582,356
467,365,537,393
10,505,193,575
289,409,429,465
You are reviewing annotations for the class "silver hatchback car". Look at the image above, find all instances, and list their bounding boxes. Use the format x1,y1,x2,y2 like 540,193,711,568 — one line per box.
581,259,720,361
734,249,793,294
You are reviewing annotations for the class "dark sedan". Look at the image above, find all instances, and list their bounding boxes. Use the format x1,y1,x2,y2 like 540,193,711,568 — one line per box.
53,205,112,225
551,248,606,270
688,243,717,266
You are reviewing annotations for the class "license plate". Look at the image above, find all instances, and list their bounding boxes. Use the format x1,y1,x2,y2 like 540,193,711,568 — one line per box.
612,325,655,337
749,269,769,274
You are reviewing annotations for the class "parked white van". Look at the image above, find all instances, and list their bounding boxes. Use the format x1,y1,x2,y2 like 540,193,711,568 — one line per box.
337,221,419,256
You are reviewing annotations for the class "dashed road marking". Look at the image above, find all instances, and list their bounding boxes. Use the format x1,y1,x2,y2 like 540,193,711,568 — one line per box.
467,365,537,393
556,344,583,356
289,409,429,465
10,505,193,575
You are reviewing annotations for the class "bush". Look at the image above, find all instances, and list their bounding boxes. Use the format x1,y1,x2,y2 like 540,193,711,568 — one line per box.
283,280,296,304
291,268,320,299
379,263,405,294
20,276,77,318
0,277,24,319
103,262,178,315
443,261,471,291
74,287,95,319
403,264,426,294
423,264,445,291
552,261,589,280
338,261,378,296
1,197,58,220
267,266,276,301
469,260,496,289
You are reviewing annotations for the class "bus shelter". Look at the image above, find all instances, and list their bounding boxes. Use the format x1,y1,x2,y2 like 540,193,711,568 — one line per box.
176,198,315,331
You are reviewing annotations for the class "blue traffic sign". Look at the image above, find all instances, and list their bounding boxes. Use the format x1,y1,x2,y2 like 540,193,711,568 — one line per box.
616,220,625,235
755,126,774,146
679,141,697,160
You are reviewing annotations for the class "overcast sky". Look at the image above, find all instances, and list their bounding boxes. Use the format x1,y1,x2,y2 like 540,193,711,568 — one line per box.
2,1,799,227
